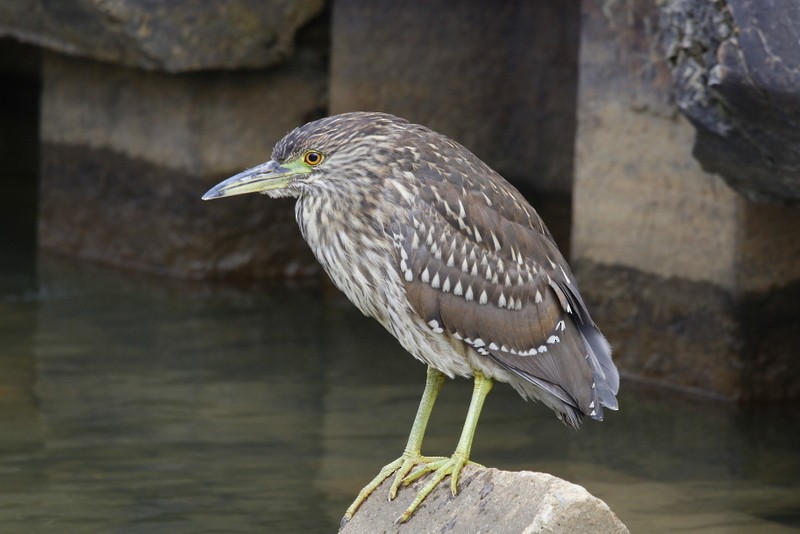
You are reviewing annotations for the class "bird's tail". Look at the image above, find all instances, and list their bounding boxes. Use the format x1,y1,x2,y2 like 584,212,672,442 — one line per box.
580,322,619,417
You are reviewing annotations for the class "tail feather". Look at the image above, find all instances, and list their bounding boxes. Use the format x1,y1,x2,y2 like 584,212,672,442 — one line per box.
580,322,619,410
555,278,620,411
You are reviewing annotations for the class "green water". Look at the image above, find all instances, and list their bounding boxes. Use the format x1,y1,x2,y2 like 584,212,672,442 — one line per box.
0,255,798,533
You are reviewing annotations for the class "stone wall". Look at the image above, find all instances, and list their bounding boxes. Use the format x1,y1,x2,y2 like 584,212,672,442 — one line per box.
7,1,582,278
24,2,329,280
0,1,798,398
38,49,326,279
572,0,800,400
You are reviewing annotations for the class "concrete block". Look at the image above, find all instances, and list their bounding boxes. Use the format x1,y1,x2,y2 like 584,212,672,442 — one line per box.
39,49,326,279
572,0,800,399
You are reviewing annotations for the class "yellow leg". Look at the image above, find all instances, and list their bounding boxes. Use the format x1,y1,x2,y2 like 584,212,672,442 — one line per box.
342,366,446,522
397,371,493,523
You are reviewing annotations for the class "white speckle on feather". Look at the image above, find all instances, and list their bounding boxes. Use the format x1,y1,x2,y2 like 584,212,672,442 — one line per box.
454,280,463,296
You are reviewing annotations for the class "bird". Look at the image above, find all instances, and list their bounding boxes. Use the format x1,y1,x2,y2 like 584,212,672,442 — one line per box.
202,111,619,524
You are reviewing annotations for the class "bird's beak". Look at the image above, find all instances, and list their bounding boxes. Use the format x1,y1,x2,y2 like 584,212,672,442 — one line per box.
202,159,302,200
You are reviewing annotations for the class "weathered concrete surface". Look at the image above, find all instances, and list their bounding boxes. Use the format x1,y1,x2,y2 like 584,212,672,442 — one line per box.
661,0,800,204
39,45,326,279
330,0,579,195
0,0,324,72
576,263,800,400
339,466,628,534
573,1,800,399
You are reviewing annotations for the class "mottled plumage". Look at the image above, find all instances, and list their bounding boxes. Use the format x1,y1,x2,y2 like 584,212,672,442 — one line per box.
203,111,619,522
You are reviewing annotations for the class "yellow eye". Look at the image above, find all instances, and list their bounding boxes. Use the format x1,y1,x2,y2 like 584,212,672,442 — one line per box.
303,151,324,166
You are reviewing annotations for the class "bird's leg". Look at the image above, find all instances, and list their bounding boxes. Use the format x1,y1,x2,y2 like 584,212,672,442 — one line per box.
397,371,493,523
342,366,446,521
387,366,449,497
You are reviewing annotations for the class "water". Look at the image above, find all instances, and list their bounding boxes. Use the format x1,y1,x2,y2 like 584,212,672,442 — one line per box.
0,254,798,533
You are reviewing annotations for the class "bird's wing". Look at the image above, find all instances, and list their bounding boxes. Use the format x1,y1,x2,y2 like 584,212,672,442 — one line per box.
390,161,618,425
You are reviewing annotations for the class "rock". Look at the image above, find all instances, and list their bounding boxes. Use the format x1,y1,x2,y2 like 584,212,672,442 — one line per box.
338,466,628,534
330,0,579,195
660,0,800,204
38,44,326,279
0,0,324,72
572,0,800,399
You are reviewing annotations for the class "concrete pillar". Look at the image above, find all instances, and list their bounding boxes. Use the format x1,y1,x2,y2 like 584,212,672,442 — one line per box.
330,0,579,197
572,0,800,400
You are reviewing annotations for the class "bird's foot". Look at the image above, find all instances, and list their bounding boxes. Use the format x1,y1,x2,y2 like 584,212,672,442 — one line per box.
395,451,480,523
342,452,446,523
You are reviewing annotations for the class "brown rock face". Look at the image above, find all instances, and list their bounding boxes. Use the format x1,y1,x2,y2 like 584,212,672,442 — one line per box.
0,0,325,72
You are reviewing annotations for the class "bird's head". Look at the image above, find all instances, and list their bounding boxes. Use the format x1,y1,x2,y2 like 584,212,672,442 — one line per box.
202,112,413,201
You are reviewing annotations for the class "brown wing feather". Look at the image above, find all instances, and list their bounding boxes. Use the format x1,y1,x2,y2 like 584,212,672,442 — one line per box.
391,149,617,424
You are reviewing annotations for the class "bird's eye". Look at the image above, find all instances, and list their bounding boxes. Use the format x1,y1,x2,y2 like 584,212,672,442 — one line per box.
303,151,324,166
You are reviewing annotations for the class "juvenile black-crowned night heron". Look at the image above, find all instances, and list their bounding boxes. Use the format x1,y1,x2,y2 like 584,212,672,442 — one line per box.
203,112,619,523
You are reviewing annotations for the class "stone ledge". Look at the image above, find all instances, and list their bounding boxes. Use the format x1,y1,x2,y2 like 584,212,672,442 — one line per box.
339,466,629,534
0,0,324,72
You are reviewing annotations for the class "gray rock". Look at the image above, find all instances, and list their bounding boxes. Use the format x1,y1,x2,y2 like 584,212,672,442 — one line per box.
339,466,629,534
0,0,324,72
661,0,800,204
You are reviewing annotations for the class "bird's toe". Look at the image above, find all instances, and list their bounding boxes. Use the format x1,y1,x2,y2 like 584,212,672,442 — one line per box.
396,451,470,523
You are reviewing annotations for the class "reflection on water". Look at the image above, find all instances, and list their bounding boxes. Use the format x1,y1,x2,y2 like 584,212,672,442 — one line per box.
0,255,798,533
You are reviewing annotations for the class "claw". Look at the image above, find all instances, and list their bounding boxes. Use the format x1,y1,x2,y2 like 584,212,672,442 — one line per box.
343,457,402,520
396,452,470,523
343,453,445,520
389,455,447,500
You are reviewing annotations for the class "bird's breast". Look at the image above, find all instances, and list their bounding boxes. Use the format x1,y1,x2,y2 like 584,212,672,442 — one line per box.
295,194,394,326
